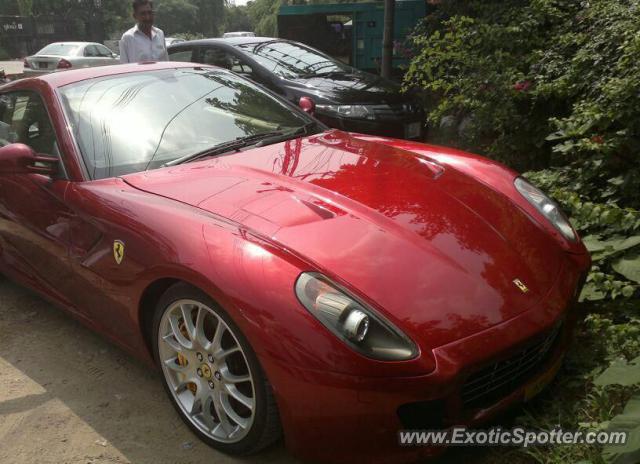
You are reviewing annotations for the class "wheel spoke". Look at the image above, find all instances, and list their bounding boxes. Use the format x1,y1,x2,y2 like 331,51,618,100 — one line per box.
162,333,183,353
163,357,188,373
220,393,250,429
212,390,234,434
211,319,226,352
214,346,240,360
198,395,216,431
169,313,192,350
223,383,254,411
180,304,196,340
220,366,250,384
190,384,207,415
193,306,209,348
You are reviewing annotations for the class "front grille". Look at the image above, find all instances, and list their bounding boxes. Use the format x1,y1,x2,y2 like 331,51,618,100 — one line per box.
461,323,562,409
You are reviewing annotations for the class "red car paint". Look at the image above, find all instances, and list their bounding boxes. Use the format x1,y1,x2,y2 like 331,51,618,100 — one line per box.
0,63,590,463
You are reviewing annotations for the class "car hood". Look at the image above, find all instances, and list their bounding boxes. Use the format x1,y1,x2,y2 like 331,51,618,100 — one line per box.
281,70,407,105
122,131,565,349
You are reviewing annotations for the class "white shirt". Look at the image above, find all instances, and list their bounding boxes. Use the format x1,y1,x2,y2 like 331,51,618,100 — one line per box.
119,25,169,63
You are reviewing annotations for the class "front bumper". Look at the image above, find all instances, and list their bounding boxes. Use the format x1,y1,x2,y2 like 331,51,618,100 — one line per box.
314,111,424,140
261,254,589,464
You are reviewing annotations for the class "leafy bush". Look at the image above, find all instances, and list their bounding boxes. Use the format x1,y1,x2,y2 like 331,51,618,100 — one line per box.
404,0,640,202
404,1,640,462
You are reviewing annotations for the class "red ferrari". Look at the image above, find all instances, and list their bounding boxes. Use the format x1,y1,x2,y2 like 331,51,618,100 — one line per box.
0,62,590,463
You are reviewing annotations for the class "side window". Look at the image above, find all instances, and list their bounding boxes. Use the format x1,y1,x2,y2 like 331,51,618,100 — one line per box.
230,56,254,75
168,48,193,62
96,44,114,57
84,45,98,57
199,47,254,76
0,91,58,156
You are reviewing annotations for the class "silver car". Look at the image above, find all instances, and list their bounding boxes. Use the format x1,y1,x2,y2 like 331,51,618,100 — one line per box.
23,42,118,75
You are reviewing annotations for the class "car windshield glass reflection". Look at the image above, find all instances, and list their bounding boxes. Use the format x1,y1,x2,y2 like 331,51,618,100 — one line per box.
237,41,351,79
59,68,310,179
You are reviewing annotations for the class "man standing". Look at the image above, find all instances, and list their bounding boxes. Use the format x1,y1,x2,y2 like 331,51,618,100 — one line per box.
119,0,169,63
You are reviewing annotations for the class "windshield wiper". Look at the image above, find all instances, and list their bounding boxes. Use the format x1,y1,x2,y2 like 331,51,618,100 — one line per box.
254,122,317,147
300,70,350,79
162,131,283,167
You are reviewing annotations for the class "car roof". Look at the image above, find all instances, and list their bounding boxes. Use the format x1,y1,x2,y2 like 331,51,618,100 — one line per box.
25,61,212,88
169,37,280,47
41,42,92,47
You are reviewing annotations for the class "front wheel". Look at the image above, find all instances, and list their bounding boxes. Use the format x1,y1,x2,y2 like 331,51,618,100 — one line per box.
152,283,281,455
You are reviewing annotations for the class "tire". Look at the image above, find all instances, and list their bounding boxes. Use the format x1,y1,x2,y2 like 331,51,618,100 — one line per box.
152,282,281,455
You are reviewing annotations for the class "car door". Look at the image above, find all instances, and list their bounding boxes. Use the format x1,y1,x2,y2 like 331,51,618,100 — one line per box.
0,90,77,308
82,44,100,67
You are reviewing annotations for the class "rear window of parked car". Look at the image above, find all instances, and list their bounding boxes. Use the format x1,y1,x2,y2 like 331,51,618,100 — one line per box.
38,43,80,56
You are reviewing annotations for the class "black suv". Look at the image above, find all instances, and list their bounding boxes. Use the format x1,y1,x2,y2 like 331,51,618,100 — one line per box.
168,37,424,140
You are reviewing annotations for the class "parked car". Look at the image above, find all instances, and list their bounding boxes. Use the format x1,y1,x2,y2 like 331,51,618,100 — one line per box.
0,62,590,463
222,31,256,38
168,37,424,140
165,37,185,47
23,42,118,75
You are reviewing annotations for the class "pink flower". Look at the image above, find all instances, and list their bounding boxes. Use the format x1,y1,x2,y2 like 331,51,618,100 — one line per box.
513,80,532,92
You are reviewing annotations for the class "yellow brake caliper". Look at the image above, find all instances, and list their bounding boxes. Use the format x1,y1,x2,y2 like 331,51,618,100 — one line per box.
178,320,197,394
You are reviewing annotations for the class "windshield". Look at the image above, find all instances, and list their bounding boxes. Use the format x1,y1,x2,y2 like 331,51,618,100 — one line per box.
38,43,80,56
236,41,351,79
59,68,312,179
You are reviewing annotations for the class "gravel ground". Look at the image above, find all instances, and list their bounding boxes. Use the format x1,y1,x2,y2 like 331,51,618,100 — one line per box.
0,277,297,464
0,276,495,464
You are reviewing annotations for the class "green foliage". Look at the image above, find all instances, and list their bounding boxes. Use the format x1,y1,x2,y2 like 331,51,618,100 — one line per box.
247,0,281,36
525,168,640,302
405,2,640,462
595,357,640,388
223,5,253,34
602,394,640,464
155,0,200,36
404,0,640,189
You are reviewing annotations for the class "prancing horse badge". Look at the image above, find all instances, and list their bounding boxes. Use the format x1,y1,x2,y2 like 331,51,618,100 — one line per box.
113,240,125,265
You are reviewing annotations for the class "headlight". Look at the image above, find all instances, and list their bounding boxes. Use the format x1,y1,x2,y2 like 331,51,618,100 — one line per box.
295,272,418,361
514,177,577,242
315,104,375,120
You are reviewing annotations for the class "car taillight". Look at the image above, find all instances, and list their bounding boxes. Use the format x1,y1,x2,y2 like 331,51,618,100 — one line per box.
57,59,72,69
23,58,31,69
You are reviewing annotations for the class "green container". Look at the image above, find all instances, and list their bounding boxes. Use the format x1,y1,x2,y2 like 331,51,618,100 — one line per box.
277,0,426,73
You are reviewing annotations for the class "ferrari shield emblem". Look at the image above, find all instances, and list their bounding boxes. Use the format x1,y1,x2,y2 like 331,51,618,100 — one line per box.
513,278,529,293
113,240,125,265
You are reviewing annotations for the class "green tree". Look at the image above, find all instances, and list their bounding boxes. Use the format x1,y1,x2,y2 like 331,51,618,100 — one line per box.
193,0,225,37
155,0,199,35
223,5,253,33
247,0,280,36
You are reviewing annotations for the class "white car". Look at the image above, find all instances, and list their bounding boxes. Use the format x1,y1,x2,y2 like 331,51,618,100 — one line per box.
23,42,118,75
165,37,186,47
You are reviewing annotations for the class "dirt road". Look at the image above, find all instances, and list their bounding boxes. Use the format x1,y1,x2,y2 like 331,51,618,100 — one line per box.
0,278,297,464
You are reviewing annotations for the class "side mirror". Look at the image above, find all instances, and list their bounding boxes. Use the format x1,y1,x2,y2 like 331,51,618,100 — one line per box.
0,143,58,176
299,96,315,116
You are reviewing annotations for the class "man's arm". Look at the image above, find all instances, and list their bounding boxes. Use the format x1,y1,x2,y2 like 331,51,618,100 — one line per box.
159,30,169,61
119,36,130,63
